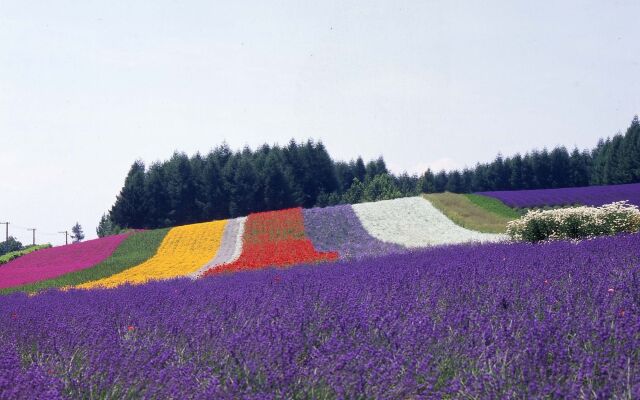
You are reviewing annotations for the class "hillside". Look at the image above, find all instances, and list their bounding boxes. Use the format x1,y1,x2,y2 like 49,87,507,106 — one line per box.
4,231,640,398
1,197,503,293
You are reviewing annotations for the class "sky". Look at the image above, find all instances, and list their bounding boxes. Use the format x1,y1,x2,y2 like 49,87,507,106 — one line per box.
1,1,639,245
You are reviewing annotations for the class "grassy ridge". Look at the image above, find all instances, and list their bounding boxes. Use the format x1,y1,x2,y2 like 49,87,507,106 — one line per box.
424,192,518,233
464,193,523,219
0,228,170,295
0,244,51,265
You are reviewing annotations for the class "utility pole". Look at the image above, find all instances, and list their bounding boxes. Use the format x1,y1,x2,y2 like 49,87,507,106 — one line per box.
58,230,68,245
28,228,36,246
0,222,8,242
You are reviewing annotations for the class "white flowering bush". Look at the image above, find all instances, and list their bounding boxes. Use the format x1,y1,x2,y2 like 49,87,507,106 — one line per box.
506,201,640,242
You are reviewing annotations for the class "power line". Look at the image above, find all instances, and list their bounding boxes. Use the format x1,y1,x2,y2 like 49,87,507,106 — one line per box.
0,222,8,242
58,231,69,246
27,228,36,246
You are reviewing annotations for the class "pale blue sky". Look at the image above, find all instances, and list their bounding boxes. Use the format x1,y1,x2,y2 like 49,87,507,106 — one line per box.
1,1,639,244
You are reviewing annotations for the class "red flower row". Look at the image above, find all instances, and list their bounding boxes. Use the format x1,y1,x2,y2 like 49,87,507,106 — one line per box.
205,208,338,276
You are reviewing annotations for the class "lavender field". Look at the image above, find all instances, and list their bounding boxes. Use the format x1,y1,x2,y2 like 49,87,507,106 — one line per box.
478,182,640,208
2,234,640,398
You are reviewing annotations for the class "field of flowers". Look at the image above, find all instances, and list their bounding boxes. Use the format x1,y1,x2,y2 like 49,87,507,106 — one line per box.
478,182,640,208
2,233,640,398
0,229,170,295
0,244,51,266
303,204,404,259
79,221,226,289
204,208,338,276
0,234,131,290
190,217,246,278
353,197,505,247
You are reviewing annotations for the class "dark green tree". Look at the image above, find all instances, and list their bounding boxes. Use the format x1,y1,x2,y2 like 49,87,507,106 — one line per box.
263,153,293,210
96,213,122,237
0,237,23,256
111,161,148,228
71,222,85,243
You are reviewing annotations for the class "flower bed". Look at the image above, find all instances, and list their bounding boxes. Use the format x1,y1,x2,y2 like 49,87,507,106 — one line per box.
303,204,405,259
1,229,170,294
204,208,337,276
0,234,131,290
190,217,246,278
507,201,640,241
80,221,226,289
477,182,640,208
353,197,504,248
0,244,51,266
3,234,640,397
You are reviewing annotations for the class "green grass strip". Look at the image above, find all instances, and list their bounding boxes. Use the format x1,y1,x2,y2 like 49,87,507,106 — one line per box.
464,193,523,220
0,244,52,265
0,228,170,295
424,192,520,233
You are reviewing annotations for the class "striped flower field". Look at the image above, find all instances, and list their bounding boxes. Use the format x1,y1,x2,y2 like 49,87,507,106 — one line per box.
6,191,640,292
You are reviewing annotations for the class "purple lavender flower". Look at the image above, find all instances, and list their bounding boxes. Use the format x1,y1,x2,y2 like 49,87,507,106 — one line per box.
478,182,640,208
1,234,640,398
303,204,405,259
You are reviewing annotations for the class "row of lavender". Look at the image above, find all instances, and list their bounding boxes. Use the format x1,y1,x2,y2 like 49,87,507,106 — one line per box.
2,233,640,398
478,182,640,208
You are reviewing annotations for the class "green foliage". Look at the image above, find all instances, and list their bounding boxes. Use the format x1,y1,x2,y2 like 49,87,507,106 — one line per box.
71,222,84,243
0,228,170,294
506,202,640,242
0,236,23,256
416,116,640,193
96,213,123,238
111,160,148,228
105,116,640,228
341,178,365,204
464,194,523,220
363,174,403,201
107,140,414,228
0,244,51,265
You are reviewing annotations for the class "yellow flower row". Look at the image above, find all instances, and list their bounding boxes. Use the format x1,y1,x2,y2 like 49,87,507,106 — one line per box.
78,220,227,289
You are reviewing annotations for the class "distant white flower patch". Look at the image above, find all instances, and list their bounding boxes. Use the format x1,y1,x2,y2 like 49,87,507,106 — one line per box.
352,197,505,248
191,217,247,278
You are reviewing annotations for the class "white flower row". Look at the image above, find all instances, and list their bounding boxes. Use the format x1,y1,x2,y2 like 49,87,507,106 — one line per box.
191,216,246,278
506,201,640,241
352,197,505,248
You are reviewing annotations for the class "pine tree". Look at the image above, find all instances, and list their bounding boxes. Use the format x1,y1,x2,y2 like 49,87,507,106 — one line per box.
71,222,85,243
145,163,171,228
418,169,436,193
229,157,258,217
200,154,227,220
354,157,367,183
569,148,590,187
165,152,198,225
445,171,464,193
111,161,148,228
550,147,571,188
509,154,525,189
96,213,122,237
263,153,293,210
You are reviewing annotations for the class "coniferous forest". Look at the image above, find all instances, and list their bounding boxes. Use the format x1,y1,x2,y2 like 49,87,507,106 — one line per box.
101,117,640,233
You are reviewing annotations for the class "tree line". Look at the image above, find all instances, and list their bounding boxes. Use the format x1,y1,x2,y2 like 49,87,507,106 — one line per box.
418,116,640,193
100,140,408,233
100,117,640,234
